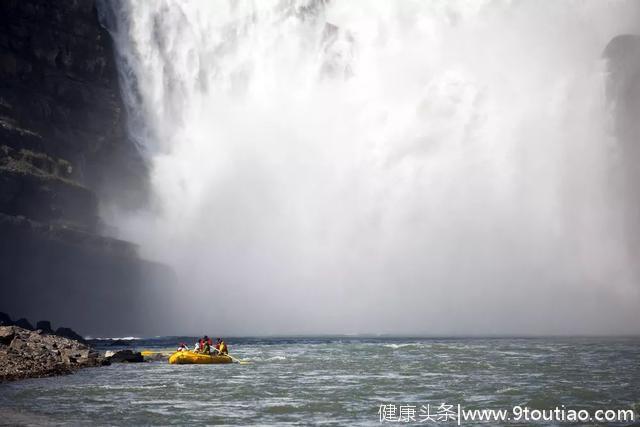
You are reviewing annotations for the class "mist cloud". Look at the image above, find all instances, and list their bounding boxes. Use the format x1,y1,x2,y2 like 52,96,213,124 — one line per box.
102,0,640,336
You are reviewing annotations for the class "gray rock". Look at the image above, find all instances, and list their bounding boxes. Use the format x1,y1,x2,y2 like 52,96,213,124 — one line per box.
14,318,33,330
0,312,12,326
0,326,16,345
107,349,144,363
35,320,53,334
0,325,108,381
55,327,86,344
9,338,28,351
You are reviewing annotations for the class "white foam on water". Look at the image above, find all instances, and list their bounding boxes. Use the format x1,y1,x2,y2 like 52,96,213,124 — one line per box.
382,343,420,349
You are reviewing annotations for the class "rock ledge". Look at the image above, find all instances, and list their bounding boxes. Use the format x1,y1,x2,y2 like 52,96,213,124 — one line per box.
0,325,109,382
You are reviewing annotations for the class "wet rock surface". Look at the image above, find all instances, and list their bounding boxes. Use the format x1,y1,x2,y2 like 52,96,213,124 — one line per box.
0,325,109,382
107,349,143,363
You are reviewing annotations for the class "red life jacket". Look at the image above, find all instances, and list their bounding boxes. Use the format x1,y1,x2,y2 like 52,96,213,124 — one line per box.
207,338,212,346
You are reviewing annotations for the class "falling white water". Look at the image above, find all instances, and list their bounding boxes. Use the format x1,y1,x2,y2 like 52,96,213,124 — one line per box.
101,0,640,335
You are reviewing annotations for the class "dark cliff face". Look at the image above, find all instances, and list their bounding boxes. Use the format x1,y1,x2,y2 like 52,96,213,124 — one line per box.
0,0,146,212
0,0,176,336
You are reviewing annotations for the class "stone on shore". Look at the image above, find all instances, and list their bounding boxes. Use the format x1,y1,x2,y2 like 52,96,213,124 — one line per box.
107,350,144,363
14,318,34,330
0,327,15,345
0,325,109,382
36,320,53,334
0,312,12,326
55,327,86,344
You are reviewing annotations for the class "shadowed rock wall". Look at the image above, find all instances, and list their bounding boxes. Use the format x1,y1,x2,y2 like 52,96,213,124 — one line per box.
0,0,175,336
0,0,146,205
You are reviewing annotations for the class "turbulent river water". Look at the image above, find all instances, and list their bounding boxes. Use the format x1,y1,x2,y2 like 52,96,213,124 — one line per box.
0,337,639,425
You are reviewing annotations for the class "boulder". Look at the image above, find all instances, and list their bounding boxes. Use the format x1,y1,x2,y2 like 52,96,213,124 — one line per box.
142,352,167,362
35,320,53,334
0,325,108,381
0,312,12,326
60,348,101,366
9,337,28,352
55,327,86,344
14,318,33,330
0,326,16,345
107,349,144,363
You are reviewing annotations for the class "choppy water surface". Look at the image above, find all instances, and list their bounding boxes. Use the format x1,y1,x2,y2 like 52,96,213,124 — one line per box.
1,337,639,425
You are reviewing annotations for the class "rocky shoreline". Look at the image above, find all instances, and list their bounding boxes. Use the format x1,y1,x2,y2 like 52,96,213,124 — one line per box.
0,312,150,382
0,325,108,382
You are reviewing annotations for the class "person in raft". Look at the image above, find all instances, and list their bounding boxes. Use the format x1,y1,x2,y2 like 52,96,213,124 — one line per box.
194,340,201,352
201,336,212,355
177,343,188,352
215,338,228,355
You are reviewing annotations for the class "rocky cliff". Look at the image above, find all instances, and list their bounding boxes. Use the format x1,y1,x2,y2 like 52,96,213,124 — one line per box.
0,0,175,337
0,0,146,211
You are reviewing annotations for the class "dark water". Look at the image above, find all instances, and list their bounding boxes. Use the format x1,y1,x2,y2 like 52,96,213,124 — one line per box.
0,337,639,426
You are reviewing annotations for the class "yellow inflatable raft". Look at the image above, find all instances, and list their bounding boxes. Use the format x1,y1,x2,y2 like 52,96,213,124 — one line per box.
168,351,233,365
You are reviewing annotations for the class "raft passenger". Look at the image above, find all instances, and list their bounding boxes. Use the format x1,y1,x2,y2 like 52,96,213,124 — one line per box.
202,335,211,354
218,338,228,355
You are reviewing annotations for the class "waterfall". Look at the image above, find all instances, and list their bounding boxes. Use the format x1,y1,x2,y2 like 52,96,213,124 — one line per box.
100,0,640,335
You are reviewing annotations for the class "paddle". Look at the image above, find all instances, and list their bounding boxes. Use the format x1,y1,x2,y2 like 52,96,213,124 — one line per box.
213,348,249,365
